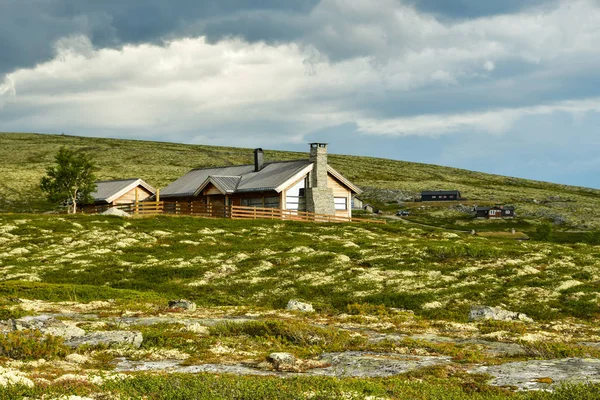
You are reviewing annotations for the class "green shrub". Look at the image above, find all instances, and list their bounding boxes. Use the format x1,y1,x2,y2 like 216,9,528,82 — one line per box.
478,320,528,335
534,224,553,241
585,230,600,245
520,341,600,359
0,330,70,360
0,306,30,320
210,319,362,349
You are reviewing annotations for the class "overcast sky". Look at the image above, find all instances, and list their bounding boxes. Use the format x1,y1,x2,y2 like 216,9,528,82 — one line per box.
1,0,599,188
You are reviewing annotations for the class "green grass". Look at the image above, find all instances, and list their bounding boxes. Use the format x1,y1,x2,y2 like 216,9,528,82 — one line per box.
1,373,600,399
1,213,599,323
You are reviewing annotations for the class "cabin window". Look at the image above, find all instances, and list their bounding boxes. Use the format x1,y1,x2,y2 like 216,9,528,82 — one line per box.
505,210,511,215
334,197,348,210
298,188,305,197
242,198,263,207
432,196,437,199
264,196,280,208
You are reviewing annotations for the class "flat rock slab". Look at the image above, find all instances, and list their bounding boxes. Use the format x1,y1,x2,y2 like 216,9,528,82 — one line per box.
470,358,600,391
115,359,279,376
67,330,143,348
368,332,526,356
114,352,451,378
1,315,85,340
311,352,452,378
113,316,255,327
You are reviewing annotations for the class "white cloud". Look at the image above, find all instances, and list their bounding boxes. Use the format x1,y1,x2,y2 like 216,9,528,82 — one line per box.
0,77,16,109
356,98,600,136
1,0,600,145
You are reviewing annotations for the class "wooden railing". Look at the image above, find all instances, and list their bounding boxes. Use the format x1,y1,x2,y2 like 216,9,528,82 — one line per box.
83,201,385,224
230,205,385,224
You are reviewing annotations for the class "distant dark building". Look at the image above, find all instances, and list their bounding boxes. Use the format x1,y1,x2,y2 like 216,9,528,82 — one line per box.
421,190,461,202
475,205,515,219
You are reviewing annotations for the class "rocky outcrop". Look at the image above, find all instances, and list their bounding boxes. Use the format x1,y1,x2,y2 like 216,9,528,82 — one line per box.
470,358,600,391
286,300,314,313
168,299,197,312
268,353,297,371
67,330,143,348
0,315,85,340
469,306,533,323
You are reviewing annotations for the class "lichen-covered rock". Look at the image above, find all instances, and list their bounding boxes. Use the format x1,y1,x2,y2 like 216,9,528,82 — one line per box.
286,300,314,313
469,306,533,323
168,299,197,312
67,330,143,348
470,358,600,391
4,315,85,340
268,352,297,370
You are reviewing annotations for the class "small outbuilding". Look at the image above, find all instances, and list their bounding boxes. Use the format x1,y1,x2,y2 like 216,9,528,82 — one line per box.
351,196,364,210
421,190,461,202
89,178,156,206
474,205,515,219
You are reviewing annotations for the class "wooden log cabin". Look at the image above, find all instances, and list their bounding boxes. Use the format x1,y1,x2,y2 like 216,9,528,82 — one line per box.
159,143,362,218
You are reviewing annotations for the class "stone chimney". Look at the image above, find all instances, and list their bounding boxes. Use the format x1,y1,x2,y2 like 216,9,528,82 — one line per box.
306,143,335,215
254,148,264,172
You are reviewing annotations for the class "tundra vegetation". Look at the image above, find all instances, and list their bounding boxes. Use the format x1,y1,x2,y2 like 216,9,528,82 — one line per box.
0,133,600,398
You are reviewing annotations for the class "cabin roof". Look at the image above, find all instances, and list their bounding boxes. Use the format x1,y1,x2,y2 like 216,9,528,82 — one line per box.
421,190,461,196
161,158,362,198
161,160,312,198
91,179,156,204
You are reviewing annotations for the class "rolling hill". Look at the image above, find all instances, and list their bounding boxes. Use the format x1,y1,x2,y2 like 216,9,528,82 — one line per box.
0,132,599,230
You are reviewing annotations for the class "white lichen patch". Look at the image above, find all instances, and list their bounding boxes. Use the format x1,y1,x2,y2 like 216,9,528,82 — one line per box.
0,366,34,387
556,280,582,292
290,246,314,253
422,301,444,310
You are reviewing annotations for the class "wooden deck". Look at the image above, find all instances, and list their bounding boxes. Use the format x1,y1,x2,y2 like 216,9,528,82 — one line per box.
83,201,386,224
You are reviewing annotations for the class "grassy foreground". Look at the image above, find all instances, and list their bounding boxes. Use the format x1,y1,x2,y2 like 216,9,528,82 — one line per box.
1,214,599,321
1,214,600,398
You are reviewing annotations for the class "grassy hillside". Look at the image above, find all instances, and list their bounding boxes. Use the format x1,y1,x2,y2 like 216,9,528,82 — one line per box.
1,132,599,230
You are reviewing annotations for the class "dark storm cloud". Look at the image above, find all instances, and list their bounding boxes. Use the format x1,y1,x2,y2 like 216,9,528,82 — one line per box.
0,0,318,75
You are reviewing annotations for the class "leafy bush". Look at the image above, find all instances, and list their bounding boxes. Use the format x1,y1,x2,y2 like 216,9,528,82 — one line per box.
0,330,69,360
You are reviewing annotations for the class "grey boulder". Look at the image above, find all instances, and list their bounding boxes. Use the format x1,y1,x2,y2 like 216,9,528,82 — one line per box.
469,306,533,323
286,300,314,313
168,299,197,312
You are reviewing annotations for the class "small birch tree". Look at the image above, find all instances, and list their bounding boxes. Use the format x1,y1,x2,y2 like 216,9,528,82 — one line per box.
40,147,97,213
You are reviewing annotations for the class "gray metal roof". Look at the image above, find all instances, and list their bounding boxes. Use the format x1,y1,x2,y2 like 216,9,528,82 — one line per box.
205,176,242,194
91,179,156,203
161,160,312,198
